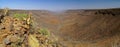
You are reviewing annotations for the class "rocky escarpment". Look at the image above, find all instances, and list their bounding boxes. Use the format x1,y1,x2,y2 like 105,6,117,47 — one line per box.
0,8,59,47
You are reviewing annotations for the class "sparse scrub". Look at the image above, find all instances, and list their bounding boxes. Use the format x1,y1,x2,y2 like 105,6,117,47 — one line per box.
13,13,28,20
38,28,50,36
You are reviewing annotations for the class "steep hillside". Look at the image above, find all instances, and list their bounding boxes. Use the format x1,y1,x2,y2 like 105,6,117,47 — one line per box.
59,9,120,41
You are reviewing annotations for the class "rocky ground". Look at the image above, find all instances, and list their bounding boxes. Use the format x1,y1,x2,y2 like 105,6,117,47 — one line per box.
0,8,59,47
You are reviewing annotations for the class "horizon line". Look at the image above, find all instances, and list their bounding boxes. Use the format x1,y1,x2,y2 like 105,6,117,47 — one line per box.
0,7,120,11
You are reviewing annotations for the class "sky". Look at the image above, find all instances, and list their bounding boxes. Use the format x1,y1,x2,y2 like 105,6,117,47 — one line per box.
0,0,120,11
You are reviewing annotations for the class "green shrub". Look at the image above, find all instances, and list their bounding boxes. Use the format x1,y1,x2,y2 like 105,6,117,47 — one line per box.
13,13,28,20
38,28,50,36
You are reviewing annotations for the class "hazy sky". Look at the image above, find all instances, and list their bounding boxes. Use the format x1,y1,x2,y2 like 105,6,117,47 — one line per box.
0,0,120,10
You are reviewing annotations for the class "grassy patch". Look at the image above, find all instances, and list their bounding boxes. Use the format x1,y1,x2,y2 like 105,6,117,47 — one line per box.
38,28,50,36
13,13,28,20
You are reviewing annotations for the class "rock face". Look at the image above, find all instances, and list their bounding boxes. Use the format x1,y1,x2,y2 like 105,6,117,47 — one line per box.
0,9,58,47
